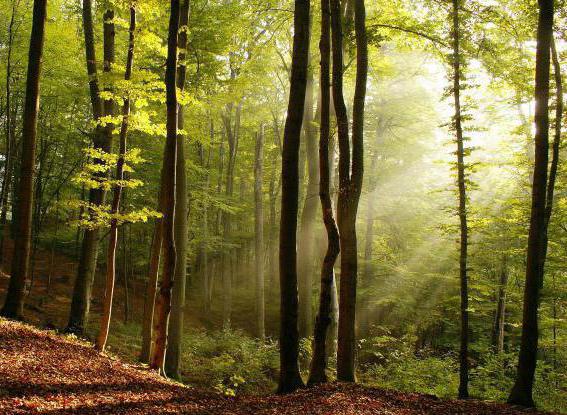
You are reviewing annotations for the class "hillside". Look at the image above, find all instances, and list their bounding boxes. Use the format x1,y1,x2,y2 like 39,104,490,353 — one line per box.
0,318,556,415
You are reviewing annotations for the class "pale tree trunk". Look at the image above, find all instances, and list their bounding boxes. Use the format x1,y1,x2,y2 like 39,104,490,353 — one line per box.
492,255,508,354
0,0,47,319
308,0,339,383
165,0,190,380
332,0,367,382
508,0,553,407
278,0,310,394
255,125,265,339
150,0,179,375
298,68,320,338
96,6,136,352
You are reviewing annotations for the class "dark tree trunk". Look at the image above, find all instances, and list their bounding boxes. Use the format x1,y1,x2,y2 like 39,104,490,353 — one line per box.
1,0,47,319
96,6,136,352
508,0,554,407
255,125,265,339
308,0,340,384
333,0,367,382
278,0,310,394
165,0,190,379
66,0,113,334
150,0,180,376
451,0,469,400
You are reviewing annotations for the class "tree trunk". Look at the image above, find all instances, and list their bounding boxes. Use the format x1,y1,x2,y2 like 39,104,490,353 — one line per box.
0,0,47,319
492,255,508,354
165,0,190,380
255,125,265,339
308,0,340,384
150,0,180,376
451,0,469,400
96,7,136,352
298,69,320,338
278,0,310,394
66,0,113,334
332,0,367,382
508,0,553,407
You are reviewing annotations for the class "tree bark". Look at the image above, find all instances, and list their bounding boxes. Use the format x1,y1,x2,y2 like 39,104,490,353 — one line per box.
451,0,469,400
165,0,190,379
150,0,180,376
278,0,310,394
96,6,136,352
492,255,508,354
0,0,47,319
66,0,113,334
508,0,553,407
308,0,340,384
255,125,265,339
333,0,367,382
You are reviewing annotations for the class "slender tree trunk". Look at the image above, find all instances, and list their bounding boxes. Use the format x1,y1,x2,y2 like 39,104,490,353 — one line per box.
333,0,367,382
96,7,136,352
150,0,179,376
165,0,190,380
0,0,47,319
278,0,310,394
451,0,470,399
308,0,340,384
298,68,320,338
492,256,508,354
140,218,162,362
255,125,265,339
508,0,554,407
66,0,112,334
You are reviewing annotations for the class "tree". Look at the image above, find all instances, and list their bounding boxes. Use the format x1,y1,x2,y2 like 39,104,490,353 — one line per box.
66,0,114,334
96,5,137,353
450,0,470,400
255,124,265,339
0,0,47,319
278,0,310,394
332,0,368,381
308,0,340,384
508,0,554,407
165,0,190,379
150,0,180,376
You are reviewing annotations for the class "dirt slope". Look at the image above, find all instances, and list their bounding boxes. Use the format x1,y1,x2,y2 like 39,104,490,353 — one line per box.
0,319,554,415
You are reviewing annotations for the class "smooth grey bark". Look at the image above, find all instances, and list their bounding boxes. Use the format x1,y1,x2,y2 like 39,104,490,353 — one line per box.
254,125,265,339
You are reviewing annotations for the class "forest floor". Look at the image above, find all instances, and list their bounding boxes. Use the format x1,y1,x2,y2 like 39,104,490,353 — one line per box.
0,318,556,415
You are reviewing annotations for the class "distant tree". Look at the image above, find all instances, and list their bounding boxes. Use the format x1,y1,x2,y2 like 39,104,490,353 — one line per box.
255,125,265,339
0,0,47,319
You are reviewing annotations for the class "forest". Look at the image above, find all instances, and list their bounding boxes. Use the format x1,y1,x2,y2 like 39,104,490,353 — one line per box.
0,0,565,413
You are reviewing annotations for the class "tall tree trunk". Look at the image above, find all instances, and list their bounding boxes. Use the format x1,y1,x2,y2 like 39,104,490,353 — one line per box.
255,125,265,339
66,0,113,334
508,0,554,407
298,69,320,338
278,0,310,394
492,255,508,354
451,0,469,400
165,0,190,379
96,6,136,352
0,0,19,271
333,0,367,382
308,0,340,384
0,0,47,319
150,0,179,376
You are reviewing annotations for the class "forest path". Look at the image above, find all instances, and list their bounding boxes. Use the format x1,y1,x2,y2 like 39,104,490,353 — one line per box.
0,318,555,415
